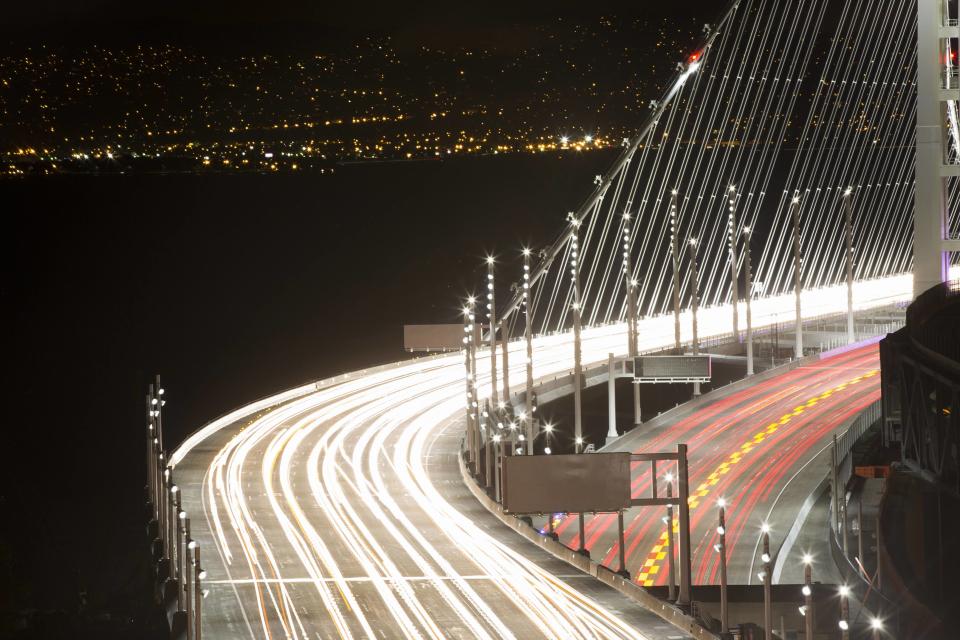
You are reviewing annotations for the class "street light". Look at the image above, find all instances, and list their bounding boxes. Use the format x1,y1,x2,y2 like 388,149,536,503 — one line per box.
790,193,803,358
743,225,754,375
688,237,701,396
839,585,850,640
870,617,883,640
664,473,677,601
802,553,813,640
716,499,729,632
761,523,772,640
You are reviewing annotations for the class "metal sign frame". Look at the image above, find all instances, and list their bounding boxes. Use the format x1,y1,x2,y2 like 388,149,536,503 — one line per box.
633,355,712,384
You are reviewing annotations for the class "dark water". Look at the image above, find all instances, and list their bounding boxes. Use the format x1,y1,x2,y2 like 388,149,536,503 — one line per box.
1,152,617,631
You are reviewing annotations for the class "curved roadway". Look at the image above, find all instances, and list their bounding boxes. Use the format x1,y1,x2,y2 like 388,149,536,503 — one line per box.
172,275,912,639
553,343,879,588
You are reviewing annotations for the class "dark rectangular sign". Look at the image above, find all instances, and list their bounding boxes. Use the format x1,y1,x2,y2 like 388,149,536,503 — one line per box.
502,452,632,514
634,355,711,382
403,324,471,352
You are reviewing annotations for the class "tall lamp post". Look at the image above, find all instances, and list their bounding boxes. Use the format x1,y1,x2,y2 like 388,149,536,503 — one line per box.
843,187,855,344
522,249,535,454
716,499,729,633
689,238,701,396
664,474,677,601
744,225,755,375
801,553,814,640
569,217,585,452
486,257,499,408
790,194,803,358
670,191,682,351
727,185,739,339
839,585,851,640
622,212,642,426
463,301,476,467
760,523,772,640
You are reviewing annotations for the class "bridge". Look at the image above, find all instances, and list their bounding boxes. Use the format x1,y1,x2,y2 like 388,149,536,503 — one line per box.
144,0,960,638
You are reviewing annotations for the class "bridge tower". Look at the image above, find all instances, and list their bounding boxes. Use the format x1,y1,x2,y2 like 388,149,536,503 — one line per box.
915,0,960,295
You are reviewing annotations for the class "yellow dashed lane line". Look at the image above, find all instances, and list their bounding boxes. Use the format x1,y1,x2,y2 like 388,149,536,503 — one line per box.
633,369,878,586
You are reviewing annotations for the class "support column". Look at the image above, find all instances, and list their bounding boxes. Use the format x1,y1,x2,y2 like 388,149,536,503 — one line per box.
791,195,804,358
915,0,952,296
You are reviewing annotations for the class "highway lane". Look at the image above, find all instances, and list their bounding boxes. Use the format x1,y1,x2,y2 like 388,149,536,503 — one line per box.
551,344,880,588
170,273,918,638
173,339,690,639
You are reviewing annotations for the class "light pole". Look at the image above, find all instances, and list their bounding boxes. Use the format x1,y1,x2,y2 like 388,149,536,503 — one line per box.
744,226,755,376
801,553,814,640
522,249,536,455
194,545,204,640
622,212,642,426
486,257,499,408
760,523,772,640
716,499,729,633
500,318,510,403
185,535,194,640
689,238,701,396
790,194,803,358
664,475,677,601
492,433,502,503
727,185,739,339
839,585,851,640
463,302,476,466
870,617,883,640
570,218,584,452
670,191,682,352
607,353,618,440
843,187,855,344
176,508,187,611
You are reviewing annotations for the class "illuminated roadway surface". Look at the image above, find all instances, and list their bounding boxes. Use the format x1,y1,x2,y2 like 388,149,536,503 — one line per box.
172,344,688,639
170,275,917,639
553,343,880,588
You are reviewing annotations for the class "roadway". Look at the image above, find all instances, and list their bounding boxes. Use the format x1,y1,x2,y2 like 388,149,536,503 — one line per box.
551,343,880,588
170,273,912,638
172,343,693,639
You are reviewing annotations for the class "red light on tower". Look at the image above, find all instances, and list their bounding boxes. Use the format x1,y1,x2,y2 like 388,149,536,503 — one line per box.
689,51,701,63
